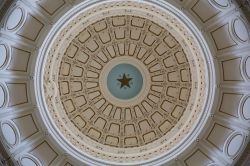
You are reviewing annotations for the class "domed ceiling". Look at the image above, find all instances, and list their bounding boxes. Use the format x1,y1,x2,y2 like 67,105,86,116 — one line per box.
42,2,210,163
0,0,250,166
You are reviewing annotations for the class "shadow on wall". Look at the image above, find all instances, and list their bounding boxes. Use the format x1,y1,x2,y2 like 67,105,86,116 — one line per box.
236,0,250,22
0,0,14,21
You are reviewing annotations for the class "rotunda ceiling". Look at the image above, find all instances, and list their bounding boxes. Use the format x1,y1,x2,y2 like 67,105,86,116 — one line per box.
0,0,250,166
41,1,211,164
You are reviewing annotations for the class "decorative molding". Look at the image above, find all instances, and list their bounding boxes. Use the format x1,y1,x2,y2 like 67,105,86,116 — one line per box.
0,0,249,166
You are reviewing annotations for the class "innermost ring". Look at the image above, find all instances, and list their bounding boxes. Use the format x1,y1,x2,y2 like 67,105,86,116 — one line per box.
107,63,143,100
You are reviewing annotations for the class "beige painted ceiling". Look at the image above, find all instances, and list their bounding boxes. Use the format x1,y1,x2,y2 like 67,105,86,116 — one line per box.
0,0,250,166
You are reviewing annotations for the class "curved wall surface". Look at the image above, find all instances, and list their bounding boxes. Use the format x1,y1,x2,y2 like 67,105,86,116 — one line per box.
0,0,250,166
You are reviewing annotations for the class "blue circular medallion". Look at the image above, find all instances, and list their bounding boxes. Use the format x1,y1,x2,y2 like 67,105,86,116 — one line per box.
107,63,143,100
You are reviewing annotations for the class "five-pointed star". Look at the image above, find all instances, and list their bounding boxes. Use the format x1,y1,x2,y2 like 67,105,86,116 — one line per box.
117,73,133,89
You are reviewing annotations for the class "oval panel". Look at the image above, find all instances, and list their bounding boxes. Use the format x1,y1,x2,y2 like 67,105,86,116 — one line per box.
212,0,229,7
246,57,250,79
233,18,249,42
242,97,250,120
226,134,244,157
0,44,8,68
21,157,38,166
1,123,17,145
0,85,5,108
6,7,24,30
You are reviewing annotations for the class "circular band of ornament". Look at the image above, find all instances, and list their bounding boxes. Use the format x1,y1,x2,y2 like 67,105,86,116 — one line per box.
55,13,197,151
38,0,215,165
